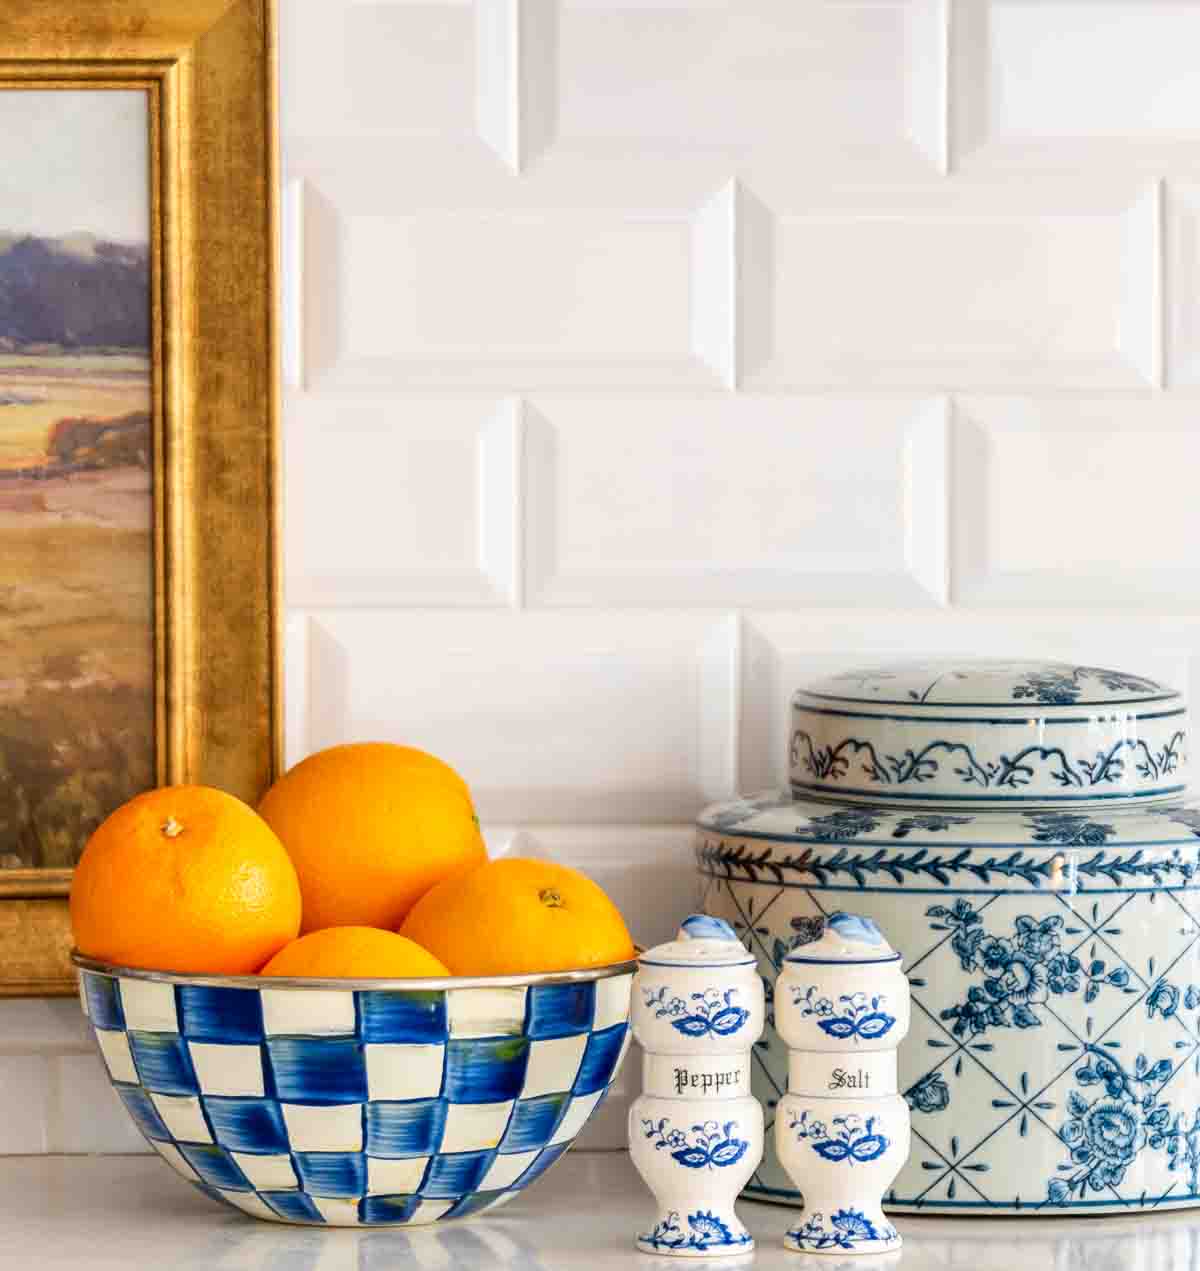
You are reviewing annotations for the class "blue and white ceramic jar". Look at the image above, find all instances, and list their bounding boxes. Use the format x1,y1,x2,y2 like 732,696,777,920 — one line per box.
629,915,764,1257
697,660,1200,1215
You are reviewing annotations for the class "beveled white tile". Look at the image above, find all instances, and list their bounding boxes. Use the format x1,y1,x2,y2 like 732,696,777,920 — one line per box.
1167,183,1200,386
0,999,89,1047
556,0,945,173
302,613,740,821
952,398,1200,608
954,1,1200,168
524,396,949,607
0,1057,49,1153
285,396,519,608
48,1055,151,1155
749,183,1157,389
281,1,473,143
329,206,701,389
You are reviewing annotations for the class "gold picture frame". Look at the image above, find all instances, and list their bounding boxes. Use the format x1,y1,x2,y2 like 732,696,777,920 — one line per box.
0,0,281,996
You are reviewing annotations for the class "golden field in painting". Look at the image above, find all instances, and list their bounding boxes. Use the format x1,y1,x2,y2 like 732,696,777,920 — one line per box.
0,355,153,870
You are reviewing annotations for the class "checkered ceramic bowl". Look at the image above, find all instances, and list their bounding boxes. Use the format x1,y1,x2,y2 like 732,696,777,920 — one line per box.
73,952,635,1227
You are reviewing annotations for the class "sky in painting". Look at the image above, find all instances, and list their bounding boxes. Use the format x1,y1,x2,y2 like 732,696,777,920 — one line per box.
0,90,148,244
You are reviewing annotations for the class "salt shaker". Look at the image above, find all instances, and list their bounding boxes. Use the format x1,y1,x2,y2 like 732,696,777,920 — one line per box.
775,912,910,1256
629,914,765,1258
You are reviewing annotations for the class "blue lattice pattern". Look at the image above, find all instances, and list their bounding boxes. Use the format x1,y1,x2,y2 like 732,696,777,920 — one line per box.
79,966,632,1226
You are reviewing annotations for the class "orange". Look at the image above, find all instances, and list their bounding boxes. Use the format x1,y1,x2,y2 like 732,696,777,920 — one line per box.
258,742,487,933
400,857,635,976
70,785,301,974
260,927,450,978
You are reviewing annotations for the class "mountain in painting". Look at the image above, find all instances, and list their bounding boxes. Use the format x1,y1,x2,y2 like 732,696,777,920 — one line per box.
0,233,150,352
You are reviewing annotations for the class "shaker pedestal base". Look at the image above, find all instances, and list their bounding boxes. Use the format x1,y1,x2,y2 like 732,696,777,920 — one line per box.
637,1209,755,1258
782,1206,901,1256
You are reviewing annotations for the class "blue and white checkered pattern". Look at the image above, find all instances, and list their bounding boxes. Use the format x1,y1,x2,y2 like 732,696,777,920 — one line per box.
80,968,632,1226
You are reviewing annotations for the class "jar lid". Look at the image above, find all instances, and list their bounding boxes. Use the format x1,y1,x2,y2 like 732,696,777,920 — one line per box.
783,912,901,967
790,660,1186,808
638,913,755,969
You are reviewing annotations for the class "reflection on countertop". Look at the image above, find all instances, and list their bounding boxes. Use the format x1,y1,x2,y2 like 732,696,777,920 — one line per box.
4,1151,1200,1269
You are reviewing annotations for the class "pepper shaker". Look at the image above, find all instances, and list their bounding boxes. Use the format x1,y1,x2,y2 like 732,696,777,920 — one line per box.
629,914,765,1258
775,912,910,1256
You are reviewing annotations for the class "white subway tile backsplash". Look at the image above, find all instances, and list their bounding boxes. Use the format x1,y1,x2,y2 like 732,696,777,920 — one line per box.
18,0,1200,1160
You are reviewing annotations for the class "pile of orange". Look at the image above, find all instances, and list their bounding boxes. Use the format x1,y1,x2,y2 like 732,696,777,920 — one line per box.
69,743,635,979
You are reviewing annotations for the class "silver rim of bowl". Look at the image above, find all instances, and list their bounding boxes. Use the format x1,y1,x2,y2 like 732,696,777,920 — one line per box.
70,948,640,991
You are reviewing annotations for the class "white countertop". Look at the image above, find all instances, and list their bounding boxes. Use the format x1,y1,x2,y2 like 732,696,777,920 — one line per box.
3,1151,1198,1270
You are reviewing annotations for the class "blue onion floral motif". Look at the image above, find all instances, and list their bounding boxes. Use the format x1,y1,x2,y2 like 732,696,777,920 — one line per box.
1146,979,1180,1020
892,813,973,838
1026,811,1115,846
1011,665,1164,705
641,1118,749,1170
640,1209,751,1252
790,1111,889,1164
796,808,884,840
904,1071,951,1114
788,1208,898,1251
1048,1047,1200,1204
929,901,1132,1039
641,986,749,1038
772,915,826,970
793,985,895,1043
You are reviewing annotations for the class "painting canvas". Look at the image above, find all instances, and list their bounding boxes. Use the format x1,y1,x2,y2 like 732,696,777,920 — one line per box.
0,90,154,871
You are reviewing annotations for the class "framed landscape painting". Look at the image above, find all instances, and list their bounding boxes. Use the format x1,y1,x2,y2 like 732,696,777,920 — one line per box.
0,1,281,996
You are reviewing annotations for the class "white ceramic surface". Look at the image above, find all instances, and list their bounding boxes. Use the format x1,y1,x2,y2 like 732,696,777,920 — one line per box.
629,915,764,1257
791,661,1187,807
775,913,910,1255
699,660,1200,1217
